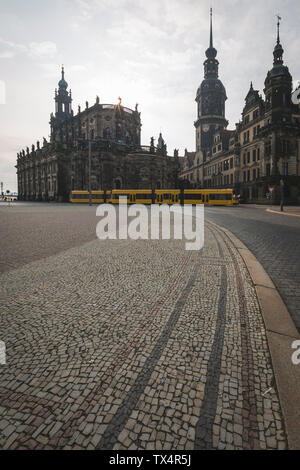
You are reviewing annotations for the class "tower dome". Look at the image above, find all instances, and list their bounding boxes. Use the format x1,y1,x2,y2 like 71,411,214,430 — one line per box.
58,66,68,89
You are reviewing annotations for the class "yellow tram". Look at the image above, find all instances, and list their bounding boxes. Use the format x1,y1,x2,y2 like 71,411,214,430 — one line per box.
70,188,237,206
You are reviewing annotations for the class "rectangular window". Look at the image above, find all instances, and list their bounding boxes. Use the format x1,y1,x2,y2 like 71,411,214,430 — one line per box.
253,149,256,162
209,193,233,201
257,148,260,160
265,141,271,156
266,164,271,177
282,162,288,176
243,171,246,182
247,152,250,163
247,170,250,182
253,169,256,180
281,140,290,155
283,93,286,106
230,158,233,169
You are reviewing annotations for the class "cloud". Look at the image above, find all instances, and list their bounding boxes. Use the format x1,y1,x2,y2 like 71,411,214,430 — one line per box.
0,50,14,59
0,37,26,58
0,37,57,60
28,41,57,58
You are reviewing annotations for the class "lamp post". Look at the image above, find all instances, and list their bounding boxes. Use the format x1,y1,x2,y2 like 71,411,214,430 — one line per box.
88,123,96,207
88,138,92,206
280,178,284,212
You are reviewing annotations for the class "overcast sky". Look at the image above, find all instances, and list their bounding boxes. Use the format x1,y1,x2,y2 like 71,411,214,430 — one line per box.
0,0,300,192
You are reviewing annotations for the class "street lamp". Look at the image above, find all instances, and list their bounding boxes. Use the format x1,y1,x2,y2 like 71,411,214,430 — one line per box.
88,125,96,207
280,178,284,212
88,138,92,206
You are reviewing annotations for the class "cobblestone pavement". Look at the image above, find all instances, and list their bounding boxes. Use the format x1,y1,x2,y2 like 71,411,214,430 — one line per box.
205,205,300,332
0,203,97,273
0,208,287,450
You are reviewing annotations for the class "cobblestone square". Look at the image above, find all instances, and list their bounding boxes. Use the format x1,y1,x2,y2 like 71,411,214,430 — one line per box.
0,204,289,450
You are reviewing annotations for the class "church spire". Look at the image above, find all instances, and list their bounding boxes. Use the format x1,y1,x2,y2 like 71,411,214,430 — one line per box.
277,14,281,44
210,7,213,48
205,8,217,60
273,15,284,65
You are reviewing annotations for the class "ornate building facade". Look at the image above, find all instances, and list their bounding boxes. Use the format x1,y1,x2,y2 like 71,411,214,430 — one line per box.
179,12,300,203
16,68,179,201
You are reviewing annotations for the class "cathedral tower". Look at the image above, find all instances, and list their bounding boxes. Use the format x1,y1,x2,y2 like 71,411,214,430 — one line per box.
194,9,228,160
54,66,72,120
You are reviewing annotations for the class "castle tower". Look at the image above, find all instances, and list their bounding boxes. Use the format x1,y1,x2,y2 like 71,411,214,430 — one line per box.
194,8,228,160
264,15,292,125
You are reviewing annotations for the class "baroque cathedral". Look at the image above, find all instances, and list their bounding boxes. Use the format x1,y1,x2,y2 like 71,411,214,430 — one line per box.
16,68,179,202
179,10,300,204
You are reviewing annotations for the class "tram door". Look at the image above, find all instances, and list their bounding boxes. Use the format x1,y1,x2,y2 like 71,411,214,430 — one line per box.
129,193,136,203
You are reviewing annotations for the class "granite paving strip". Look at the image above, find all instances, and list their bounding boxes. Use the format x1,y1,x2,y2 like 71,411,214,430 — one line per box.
209,224,261,449
194,265,227,449
209,223,283,450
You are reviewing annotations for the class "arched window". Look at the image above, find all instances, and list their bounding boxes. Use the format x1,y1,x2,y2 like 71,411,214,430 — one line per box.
104,127,111,139
114,178,122,189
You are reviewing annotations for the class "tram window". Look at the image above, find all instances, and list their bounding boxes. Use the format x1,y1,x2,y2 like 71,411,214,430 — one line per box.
208,194,232,200
136,193,152,199
184,193,202,200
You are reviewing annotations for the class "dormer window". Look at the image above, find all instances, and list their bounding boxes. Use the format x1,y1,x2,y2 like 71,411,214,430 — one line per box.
253,109,259,120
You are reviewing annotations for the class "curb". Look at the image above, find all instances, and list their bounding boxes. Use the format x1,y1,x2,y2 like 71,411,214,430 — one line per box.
266,208,300,218
208,220,300,450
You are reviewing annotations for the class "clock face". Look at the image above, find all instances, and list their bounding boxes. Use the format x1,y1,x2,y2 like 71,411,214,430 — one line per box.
203,125,210,133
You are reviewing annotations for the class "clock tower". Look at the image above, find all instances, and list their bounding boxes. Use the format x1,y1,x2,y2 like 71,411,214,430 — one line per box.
195,9,228,160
